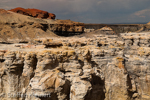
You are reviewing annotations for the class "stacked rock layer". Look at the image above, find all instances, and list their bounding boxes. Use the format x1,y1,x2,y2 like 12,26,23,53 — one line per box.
0,32,150,100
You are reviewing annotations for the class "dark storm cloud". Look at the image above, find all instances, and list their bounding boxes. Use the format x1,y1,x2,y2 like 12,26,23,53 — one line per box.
1,0,150,23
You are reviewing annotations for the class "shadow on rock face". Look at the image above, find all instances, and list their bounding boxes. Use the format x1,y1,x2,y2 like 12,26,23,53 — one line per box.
85,74,105,100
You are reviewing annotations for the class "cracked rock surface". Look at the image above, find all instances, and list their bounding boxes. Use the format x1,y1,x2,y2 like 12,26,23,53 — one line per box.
1,32,150,100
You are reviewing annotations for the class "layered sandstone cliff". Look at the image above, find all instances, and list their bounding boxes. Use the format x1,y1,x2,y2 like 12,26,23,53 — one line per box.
0,31,150,100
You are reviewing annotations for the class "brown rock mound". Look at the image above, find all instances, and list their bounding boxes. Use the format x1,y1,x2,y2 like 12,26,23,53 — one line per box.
9,7,56,19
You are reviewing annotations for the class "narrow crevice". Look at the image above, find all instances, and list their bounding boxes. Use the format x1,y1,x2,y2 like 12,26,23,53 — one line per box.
0,42,13,44
32,56,38,71
45,44,63,48
30,56,38,79
131,39,134,45
19,41,28,44
85,74,105,100
78,60,84,67
41,24,48,32
127,75,139,99
10,63,24,76
60,80,71,100
0,59,5,63
127,75,134,99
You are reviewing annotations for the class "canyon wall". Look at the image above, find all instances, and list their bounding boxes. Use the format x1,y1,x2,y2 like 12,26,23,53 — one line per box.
0,32,150,100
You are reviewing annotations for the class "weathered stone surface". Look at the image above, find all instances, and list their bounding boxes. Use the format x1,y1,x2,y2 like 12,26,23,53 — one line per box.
0,32,150,100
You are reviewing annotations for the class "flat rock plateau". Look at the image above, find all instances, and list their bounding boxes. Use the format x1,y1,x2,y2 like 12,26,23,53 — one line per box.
1,8,150,100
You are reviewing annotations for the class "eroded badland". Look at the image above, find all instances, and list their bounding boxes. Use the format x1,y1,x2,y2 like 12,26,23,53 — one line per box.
1,8,150,100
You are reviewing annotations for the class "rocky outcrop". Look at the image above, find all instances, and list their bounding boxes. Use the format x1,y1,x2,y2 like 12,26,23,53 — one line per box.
85,24,150,34
9,7,56,19
50,20,84,36
1,32,150,100
0,9,84,42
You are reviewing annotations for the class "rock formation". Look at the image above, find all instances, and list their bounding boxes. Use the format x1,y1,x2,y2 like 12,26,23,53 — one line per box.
9,7,56,19
1,8,150,100
1,31,150,100
84,24,150,34
0,9,84,42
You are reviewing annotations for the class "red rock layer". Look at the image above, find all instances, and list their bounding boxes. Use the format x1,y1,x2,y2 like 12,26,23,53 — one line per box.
9,7,56,19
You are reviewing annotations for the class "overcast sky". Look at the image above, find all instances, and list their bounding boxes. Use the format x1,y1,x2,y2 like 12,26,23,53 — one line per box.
1,0,150,24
